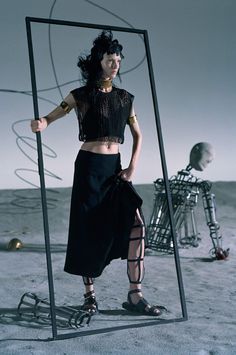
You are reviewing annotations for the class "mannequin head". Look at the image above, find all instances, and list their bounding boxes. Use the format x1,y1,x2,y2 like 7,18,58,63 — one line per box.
189,142,214,171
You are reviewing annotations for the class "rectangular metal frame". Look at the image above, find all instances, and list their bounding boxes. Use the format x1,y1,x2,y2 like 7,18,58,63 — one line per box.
25,16,188,340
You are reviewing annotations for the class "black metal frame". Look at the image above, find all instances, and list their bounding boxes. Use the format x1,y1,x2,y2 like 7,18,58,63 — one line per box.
25,16,188,340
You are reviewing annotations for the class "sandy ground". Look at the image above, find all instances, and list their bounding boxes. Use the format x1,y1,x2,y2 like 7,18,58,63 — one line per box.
0,182,236,354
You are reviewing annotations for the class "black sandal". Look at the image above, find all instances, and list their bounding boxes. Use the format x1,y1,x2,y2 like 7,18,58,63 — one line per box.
122,289,166,316
81,290,98,314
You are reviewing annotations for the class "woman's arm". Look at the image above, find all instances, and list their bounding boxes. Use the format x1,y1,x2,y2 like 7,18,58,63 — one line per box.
30,93,76,133
119,106,142,181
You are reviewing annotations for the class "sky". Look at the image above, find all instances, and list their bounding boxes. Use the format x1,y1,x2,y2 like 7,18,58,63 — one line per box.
0,0,235,189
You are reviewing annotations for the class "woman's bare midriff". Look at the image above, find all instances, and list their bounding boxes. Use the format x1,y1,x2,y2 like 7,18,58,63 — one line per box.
80,141,120,154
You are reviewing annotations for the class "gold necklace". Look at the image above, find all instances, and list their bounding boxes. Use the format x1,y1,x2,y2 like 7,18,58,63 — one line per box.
96,79,112,91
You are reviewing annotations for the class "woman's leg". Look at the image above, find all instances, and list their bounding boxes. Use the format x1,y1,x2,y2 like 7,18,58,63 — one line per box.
82,276,98,313
82,277,94,294
126,210,162,315
127,210,145,303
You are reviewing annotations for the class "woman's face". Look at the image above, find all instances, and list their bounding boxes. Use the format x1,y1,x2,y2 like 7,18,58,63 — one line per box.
100,52,121,80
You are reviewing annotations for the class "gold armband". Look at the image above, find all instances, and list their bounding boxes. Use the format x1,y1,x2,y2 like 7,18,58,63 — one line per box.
60,100,72,114
128,115,137,125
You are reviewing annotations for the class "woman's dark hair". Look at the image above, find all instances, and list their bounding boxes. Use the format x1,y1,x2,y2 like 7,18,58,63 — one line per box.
77,30,124,86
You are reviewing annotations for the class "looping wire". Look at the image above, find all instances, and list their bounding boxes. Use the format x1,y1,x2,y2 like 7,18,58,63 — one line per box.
1,0,144,213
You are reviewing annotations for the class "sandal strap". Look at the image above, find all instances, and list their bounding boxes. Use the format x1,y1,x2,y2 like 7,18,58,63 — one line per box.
135,298,149,312
128,289,142,303
84,290,95,299
128,289,142,295
129,236,145,241
131,224,145,229
82,276,94,286
82,291,98,314
127,257,144,262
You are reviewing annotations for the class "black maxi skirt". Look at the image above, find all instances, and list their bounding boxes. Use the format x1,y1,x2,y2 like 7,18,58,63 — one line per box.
64,150,143,278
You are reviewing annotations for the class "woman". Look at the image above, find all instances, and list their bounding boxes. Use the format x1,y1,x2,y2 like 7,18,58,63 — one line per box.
31,30,163,316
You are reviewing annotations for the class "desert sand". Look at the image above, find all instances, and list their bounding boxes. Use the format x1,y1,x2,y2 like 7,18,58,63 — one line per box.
0,182,236,354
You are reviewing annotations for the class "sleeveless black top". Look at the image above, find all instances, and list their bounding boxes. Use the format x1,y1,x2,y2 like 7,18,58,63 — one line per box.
71,86,134,144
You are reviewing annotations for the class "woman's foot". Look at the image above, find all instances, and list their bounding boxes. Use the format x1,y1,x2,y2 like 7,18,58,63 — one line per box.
122,289,166,316
81,290,98,314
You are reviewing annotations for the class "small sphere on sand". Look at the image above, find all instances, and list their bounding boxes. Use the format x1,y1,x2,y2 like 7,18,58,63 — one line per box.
7,238,23,251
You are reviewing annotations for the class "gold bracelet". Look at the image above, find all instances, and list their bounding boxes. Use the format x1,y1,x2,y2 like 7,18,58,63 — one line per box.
128,115,137,125
44,116,49,126
60,100,72,114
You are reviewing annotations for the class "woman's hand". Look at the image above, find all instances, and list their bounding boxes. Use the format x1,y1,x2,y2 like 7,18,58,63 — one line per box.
118,167,134,182
31,117,48,133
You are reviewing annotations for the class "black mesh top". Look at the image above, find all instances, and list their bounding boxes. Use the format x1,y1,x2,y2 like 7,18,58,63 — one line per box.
71,86,134,144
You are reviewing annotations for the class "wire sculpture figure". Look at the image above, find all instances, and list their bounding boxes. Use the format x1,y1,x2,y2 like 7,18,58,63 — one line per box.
147,142,229,260
17,292,93,328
